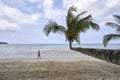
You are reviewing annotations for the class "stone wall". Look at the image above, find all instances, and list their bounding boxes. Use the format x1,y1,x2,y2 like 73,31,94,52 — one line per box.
72,48,120,65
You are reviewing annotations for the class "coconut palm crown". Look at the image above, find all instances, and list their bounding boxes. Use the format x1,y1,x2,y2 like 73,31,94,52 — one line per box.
43,6,99,49
103,15,120,47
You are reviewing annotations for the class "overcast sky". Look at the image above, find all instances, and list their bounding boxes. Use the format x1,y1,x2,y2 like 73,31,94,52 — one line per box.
0,0,120,44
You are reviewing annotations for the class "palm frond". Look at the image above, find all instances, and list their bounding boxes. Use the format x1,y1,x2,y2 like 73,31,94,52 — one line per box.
105,22,120,28
74,34,80,44
43,20,66,36
103,34,120,47
73,15,93,33
68,6,77,12
66,6,77,30
116,28,120,33
74,11,87,29
76,11,87,19
80,14,92,22
43,6,99,49
113,15,120,23
105,22,120,33
90,21,100,31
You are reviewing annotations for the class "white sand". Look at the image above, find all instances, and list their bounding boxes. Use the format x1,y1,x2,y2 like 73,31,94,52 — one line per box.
0,50,120,80
0,59,120,80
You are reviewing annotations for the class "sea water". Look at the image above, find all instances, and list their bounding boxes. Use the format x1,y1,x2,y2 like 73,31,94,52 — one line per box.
0,44,119,59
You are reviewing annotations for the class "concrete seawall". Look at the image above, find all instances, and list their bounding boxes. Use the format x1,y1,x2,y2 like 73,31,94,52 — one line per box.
72,48,120,65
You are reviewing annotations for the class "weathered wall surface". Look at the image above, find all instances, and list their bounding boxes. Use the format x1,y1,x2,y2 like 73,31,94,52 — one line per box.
72,48,120,65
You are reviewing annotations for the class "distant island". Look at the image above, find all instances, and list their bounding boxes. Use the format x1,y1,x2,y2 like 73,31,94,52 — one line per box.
0,42,8,44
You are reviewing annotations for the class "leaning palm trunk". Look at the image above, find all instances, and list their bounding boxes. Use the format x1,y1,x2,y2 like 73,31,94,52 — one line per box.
72,47,120,65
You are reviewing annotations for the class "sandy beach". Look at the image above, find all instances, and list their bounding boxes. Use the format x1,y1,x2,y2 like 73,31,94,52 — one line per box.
0,59,120,80
0,50,120,80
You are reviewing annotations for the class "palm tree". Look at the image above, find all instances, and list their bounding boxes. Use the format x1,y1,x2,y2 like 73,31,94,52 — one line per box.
43,6,99,49
103,15,120,47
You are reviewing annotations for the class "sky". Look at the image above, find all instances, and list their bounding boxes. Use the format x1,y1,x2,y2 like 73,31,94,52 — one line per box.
0,0,120,44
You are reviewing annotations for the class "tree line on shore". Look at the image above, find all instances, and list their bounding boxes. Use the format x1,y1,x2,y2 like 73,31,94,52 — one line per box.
43,6,120,49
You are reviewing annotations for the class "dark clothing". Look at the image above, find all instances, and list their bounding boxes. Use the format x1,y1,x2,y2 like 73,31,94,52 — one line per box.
37,50,41,59
38,50,40,56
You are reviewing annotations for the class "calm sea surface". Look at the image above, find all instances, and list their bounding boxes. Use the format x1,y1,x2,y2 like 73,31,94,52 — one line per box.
0,44,119,59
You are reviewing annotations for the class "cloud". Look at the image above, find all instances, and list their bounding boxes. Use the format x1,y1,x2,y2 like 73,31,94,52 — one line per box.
62,0,73,8
27,0,120,28
26,0,65,22
62,0,120,22
42,0,65,21
0,20,19,30
28,0,41,3
76,0,119,20
1,0,119,31
34,0,65,22
0,1,41,31
106,0,119,8
38,0,120,24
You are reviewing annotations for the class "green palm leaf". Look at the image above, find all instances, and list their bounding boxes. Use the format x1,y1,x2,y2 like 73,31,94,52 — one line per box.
66,6,76,30
113,15,120,23
103,15,120,47
105,22,120,28
43,6,99,49
43,20,66,36
74,34,80,44
105,22,120,33
76,11,87,20
75,15,99,33
90,21,99,31
103,34,120,47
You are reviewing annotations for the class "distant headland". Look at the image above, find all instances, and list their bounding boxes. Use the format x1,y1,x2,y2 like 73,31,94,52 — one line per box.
0,42,8,44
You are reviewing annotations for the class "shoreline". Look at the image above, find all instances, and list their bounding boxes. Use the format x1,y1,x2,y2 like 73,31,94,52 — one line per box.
0,49,97,60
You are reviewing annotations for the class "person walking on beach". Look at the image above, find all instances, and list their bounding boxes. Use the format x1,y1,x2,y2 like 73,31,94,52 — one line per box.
37,50,41,59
